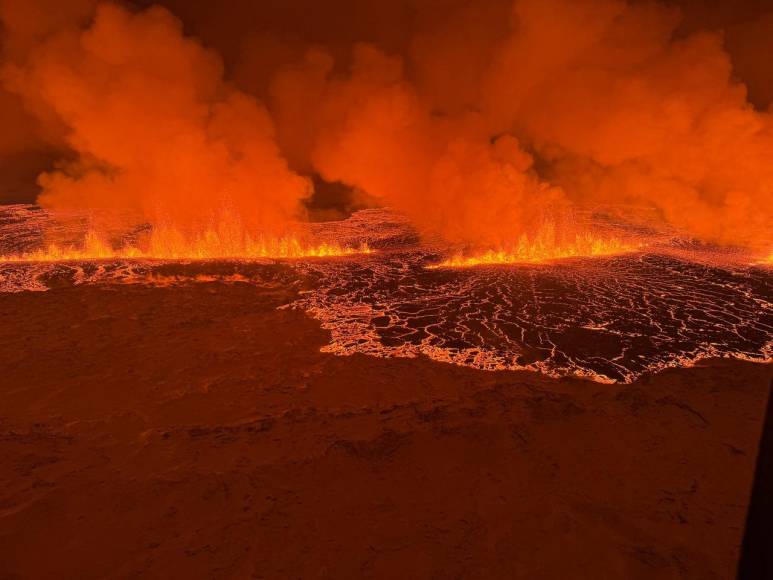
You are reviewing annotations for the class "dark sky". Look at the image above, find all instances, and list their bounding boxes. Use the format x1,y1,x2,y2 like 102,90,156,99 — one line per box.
139,0,773,105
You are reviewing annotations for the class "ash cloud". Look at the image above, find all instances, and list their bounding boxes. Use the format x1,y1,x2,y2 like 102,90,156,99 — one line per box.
1,0,772,250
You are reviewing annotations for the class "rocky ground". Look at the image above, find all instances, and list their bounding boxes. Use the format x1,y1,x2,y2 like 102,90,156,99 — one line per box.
0,279,770,579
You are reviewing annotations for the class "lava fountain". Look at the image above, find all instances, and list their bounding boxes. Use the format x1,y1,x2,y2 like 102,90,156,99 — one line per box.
0,224,371,263
429,227,641,268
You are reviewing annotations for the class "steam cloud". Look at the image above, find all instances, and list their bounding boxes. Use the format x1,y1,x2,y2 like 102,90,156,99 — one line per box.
1,0,771,251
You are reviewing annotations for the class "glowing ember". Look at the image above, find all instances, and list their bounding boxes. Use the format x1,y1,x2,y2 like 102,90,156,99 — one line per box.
0,227,371,263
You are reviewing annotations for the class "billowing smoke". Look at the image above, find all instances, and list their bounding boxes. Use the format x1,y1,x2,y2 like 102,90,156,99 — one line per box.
1,1,310,237
1,0,771,252
484,0,773,249
270,0,773,250
271,45,565,246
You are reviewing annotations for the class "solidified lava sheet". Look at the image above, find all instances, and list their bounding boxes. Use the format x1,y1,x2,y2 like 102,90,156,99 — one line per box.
1,205,771,383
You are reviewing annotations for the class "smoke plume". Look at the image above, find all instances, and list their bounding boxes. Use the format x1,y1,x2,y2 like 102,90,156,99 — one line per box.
270,0,772,250
1,1,310,237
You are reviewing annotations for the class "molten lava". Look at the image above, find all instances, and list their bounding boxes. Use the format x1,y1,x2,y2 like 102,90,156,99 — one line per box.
430,230,639,268
0,226,371,263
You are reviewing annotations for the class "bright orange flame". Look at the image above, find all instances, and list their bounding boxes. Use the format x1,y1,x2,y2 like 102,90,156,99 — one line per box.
754,250,773,266
0,225,371,263
430,230,640,268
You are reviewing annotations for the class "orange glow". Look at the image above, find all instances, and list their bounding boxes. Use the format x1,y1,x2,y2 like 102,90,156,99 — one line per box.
0,226,371,263
754,250,773,266
430,230,639,268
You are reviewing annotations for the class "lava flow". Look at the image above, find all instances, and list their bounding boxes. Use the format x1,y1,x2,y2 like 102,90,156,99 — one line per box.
0,230,370,262
0,207,371,263
1,205,769,385
430,231,640,268
293,211,772,384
